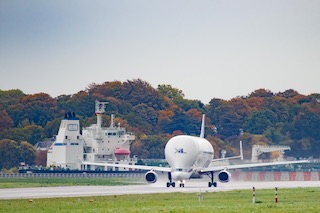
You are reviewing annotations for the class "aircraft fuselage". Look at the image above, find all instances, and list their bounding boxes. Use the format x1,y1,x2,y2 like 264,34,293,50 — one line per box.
165,135,214,182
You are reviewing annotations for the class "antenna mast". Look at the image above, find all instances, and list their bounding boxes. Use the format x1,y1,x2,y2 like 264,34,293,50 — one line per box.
95,100,108,129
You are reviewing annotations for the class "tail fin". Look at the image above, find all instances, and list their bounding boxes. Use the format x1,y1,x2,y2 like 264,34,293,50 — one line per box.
200,114,205,138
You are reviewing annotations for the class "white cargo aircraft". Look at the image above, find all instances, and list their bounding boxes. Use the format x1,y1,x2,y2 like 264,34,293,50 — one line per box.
82,115,308,188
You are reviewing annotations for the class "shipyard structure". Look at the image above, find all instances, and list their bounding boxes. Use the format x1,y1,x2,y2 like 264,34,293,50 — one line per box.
47,101,136,171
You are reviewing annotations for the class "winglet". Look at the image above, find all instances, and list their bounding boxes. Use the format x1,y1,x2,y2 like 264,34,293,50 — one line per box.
240,140,243,160
200,114,205,138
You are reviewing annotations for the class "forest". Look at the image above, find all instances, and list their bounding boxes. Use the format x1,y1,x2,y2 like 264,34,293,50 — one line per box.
0,79,319,170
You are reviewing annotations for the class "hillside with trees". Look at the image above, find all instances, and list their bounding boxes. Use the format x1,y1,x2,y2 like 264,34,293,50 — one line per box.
0,79,319,170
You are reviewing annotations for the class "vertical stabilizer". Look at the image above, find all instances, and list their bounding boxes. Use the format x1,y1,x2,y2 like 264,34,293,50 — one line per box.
200,114,205,138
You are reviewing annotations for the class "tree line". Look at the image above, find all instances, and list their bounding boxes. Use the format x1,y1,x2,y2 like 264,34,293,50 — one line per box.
0,79,319,170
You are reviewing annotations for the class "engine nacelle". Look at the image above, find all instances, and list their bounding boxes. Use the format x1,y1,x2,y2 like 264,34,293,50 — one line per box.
145,171,158,184
218,170,231,183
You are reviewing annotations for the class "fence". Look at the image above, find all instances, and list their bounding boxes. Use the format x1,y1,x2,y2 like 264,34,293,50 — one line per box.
0,172,144,178
231,171,320,181
1,171,319,181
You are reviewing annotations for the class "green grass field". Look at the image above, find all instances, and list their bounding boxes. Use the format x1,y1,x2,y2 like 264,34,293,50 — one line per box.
0,177,145,188
0,187,319,212
0,178,319,212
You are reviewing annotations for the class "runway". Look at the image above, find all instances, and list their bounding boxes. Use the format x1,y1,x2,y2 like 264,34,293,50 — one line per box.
0,179,319,200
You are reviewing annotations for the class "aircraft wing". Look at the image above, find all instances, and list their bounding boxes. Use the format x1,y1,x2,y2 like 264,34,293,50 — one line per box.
81,161,171,172
198,160,309,173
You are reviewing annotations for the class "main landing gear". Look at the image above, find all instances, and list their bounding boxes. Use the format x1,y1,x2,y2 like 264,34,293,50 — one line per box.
166,172,175,187
207,171,217,187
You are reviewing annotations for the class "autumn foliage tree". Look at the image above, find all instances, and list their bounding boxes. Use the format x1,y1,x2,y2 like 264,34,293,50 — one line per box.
0,108,13,132
0,139,36,170
0,83,320,169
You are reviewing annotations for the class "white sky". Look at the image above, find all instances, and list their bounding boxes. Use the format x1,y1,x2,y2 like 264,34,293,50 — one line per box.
1,0,319,104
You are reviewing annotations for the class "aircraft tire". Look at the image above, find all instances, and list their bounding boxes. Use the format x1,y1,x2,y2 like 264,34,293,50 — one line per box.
208,182,217,187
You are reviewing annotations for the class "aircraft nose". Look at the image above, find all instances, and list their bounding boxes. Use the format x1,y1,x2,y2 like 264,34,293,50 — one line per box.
172,172,190,181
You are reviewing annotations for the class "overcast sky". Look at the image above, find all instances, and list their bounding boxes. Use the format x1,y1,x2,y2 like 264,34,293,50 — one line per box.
1,0,319,104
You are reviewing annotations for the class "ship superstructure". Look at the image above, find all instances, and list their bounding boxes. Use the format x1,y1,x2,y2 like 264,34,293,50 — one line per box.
47,101,136,170
46,112,84,169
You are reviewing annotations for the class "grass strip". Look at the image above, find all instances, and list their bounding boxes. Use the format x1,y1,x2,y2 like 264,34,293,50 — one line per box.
0,178,144,188
0,187,319,213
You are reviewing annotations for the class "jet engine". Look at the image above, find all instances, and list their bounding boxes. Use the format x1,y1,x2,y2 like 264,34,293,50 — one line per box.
218,170,231,183
145,171,158,183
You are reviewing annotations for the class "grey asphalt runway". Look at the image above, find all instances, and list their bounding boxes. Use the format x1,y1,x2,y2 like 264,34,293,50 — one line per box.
0,179,319,200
